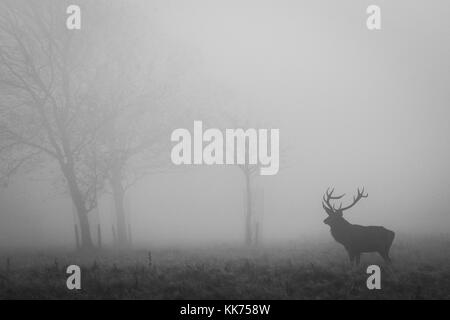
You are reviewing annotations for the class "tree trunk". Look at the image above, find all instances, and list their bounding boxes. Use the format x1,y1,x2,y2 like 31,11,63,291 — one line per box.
63,164,94,250
70,188,93,250
111,168,128,248
77,207,93,250
74,224,80,250
97,224,102,248
244,170,253,246
254,221,259,246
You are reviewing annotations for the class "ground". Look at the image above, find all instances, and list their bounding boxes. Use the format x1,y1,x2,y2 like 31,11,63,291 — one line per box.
1,235,450,299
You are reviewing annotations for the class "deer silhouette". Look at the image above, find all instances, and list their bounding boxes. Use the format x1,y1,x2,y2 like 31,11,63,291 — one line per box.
322,188,395,265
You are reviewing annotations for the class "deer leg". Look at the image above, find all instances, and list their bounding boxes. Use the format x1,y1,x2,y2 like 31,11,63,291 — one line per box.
355,254,361,266
377,250,397,281
379,251,392,265
347,251,355,266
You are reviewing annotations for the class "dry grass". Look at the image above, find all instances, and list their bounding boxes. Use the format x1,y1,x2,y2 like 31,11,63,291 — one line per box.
1,235,450,299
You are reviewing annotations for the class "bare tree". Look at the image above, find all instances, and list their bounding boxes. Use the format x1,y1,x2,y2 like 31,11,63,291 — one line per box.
98,91,172,248
0,0,109,249
212,111,285,247
87,30,175,248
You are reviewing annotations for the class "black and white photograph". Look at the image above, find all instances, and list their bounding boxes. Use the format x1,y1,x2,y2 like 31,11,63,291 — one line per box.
0,0,449,305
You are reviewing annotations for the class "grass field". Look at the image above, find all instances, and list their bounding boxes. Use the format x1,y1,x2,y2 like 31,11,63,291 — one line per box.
1,235,450,299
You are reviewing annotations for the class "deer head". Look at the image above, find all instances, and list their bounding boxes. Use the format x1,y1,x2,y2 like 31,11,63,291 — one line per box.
322,187,368,226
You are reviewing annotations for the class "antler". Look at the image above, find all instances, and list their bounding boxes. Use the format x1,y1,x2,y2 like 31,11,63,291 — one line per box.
338,187,368,212
322,187,345,215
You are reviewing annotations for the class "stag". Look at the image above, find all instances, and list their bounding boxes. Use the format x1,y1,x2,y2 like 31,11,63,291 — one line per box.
322,188,395,265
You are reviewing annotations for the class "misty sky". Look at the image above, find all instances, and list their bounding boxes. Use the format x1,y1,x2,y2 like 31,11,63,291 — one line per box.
0,0,449,248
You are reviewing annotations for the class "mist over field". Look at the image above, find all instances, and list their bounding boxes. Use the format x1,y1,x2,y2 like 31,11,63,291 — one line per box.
1,0,449,250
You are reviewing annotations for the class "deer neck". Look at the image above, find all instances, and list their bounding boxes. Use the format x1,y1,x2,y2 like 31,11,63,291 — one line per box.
330,219,352,244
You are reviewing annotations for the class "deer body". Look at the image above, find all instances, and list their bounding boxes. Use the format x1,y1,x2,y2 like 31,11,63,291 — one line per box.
322,188,395,265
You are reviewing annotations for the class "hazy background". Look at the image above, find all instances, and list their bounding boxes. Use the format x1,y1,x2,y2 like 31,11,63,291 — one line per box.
0,0,449,249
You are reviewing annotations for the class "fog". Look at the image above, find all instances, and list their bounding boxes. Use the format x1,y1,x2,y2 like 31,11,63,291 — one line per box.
0,0,449,249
